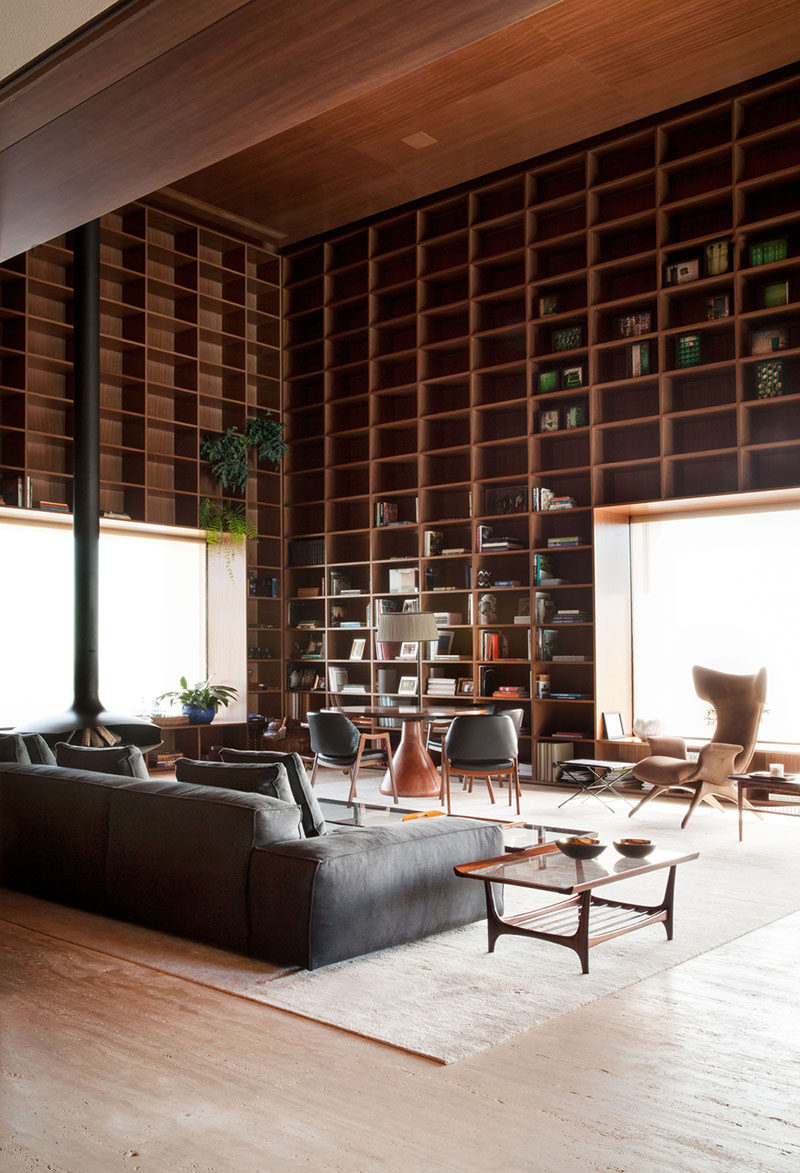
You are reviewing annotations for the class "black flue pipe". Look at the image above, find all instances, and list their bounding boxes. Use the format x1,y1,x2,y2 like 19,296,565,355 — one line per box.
72,219,102,720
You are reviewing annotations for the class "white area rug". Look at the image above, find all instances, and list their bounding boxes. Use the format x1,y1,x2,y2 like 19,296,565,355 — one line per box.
3,800,799,1064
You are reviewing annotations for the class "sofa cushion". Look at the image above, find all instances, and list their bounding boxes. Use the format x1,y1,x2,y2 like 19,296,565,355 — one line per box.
0,734,32,764
218,748,326,837
174,758,297,813
105,778,302,952
20,734,57,764
55,741,150,779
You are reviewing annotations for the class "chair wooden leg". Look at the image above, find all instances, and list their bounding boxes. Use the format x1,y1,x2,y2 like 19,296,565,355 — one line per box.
443,758,452,816
484,775,495,804
310,756,319,788
512,761,521,816
382,734,398,804
628,785,663,818
680,784,706,829
348,737,368,802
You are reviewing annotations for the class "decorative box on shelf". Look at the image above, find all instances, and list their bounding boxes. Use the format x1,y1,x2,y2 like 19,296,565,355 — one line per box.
705,293,730,320
755,359,784,398
539,408,560,432
561,365,584,389
664,257,699,286
538,369,559,393
552,326,582,351
615,311,652,338
750,325,788,355
676,333,701,368
749,238,787,267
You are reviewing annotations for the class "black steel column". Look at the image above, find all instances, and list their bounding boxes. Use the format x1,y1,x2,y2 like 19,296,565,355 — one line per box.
72,220,102,720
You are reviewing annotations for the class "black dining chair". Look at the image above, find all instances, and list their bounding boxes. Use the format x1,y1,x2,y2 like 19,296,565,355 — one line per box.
441,712,521,815
307,711,398,802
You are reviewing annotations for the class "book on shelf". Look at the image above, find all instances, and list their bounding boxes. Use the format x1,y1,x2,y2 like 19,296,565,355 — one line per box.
547,496,576,511
533,554,554,585
546,536,582,548
289,537,325,566
423,529,444,556
513,615,531,624
328,667,348,691
492,690,529,699
534,592,555,624
340,683,368,694
1,474,32,508
39,500,70,513
548,691,588,700
475,524,492,552
441,547,466,555
480,630,509,660
536,628,559,659
375,501,399,526
763,280,789,309
493,579,521,588
532,487,553,512
552,654,586,662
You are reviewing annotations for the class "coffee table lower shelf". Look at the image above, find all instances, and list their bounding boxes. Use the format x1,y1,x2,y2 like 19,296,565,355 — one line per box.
455,844,698,973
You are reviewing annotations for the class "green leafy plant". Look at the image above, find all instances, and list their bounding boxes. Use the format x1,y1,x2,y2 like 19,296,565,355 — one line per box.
199,428,250,495
200,415,286,494
199,499,256,579
244,415,286,469
155,676,239,713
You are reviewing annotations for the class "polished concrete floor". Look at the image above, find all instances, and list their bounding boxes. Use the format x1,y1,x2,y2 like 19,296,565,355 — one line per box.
2,768,799,1171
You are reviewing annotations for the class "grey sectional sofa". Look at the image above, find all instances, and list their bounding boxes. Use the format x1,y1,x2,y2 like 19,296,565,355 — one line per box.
0,756,502,968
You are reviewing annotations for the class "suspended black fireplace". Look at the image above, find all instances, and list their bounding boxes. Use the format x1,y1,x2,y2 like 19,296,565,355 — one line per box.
15,221,161,751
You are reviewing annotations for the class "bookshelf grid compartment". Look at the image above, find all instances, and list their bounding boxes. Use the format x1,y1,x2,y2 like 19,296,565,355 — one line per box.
0,204,283,731
281,64,800,775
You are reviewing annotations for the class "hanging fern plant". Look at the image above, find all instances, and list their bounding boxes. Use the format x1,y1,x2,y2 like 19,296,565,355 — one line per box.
200,415,286,493
199,498,256,579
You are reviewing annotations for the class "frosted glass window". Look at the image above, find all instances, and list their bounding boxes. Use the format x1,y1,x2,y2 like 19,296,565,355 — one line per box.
630,506,800,744
0,517,206,728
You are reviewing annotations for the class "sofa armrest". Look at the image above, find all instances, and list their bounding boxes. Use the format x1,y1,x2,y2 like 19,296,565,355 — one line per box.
247,816,503,968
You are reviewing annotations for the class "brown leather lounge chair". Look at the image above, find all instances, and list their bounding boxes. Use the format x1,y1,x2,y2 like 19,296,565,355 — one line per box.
628,665,767,829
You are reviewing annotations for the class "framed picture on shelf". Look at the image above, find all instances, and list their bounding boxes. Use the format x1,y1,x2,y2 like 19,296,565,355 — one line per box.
398,641,419,660
457,678,474,695
602,711,625,740
397,676,418,696
436,630,454,655
349,638,365,660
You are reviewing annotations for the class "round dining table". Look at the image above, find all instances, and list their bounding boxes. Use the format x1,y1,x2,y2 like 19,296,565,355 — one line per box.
329,704,488,798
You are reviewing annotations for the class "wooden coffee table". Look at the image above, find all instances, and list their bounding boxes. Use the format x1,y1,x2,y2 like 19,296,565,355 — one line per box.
455,842,698,973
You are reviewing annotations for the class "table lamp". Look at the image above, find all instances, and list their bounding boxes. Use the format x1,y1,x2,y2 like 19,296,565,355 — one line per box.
376,611,439,697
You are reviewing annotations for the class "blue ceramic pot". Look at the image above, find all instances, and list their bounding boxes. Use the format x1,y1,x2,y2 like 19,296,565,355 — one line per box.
183,703,216,725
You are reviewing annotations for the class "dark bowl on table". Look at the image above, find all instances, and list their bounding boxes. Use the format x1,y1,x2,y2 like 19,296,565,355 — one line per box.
556,836,607,860
614,837,655,858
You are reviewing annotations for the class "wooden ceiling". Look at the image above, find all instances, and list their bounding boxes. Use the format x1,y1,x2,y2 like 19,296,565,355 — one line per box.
2,0,799,259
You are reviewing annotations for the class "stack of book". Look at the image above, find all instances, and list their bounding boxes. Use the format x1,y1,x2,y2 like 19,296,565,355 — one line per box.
493,684,530,699
533,553,563,586
476,525,525,552
426,677,457,697
546,495,576,511
551,608,590,624
546,536,582,549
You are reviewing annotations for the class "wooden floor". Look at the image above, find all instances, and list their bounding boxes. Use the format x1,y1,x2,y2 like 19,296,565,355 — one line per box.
2,773,800,1171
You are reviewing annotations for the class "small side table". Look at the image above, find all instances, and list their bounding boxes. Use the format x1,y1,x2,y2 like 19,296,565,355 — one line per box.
729,772,800,841
557,758,636,811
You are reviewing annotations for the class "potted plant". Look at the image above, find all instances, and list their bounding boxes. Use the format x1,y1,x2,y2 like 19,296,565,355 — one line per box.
155,676,239,725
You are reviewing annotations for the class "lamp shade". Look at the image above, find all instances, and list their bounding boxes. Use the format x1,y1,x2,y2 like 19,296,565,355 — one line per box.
376,611,438,643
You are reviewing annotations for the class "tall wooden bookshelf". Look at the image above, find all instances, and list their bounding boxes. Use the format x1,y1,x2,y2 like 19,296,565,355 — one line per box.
281,64,800,776
0,202,283,732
